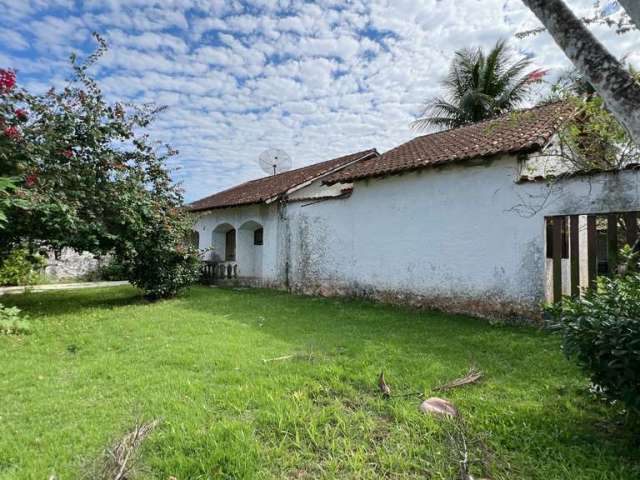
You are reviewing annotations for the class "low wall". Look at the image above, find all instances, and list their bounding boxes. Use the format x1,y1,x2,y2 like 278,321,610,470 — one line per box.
44,249,104,281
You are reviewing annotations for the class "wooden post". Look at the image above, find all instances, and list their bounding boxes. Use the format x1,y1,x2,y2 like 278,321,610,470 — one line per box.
607,213,618,275
625,211,638,248
586,215,597,289
569,215,580,297
552,216,563,303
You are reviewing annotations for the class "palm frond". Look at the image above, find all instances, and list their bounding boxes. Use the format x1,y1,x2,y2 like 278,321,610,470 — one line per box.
413,39,541,131
412,97,467,130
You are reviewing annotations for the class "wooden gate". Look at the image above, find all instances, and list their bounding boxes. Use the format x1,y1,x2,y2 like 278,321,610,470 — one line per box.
546,211,639,303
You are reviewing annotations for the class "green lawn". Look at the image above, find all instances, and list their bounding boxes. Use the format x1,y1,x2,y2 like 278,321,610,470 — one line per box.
1,286,638,479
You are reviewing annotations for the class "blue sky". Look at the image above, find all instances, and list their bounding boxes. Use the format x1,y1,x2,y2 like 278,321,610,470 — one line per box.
0,0,637,201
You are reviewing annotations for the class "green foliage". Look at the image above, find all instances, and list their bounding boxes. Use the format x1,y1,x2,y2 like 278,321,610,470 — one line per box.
547,246,640,417
0,247,45,286
0,34,199,298
0,302,30,335
549,69,640,173
2,286,638,479
0,176,29,229
413,40,543,130
94,257,128,281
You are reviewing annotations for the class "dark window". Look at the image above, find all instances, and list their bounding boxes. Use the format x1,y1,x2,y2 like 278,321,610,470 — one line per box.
189,230,199,250
254,228,263,246
546,216,569,259
225,229,236,261
596,230,609,275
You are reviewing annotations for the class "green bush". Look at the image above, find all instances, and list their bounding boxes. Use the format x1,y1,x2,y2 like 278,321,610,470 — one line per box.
547,246,640,417
95,257,128,281
122,244,201,300
0,248,46,286
0,303,31,335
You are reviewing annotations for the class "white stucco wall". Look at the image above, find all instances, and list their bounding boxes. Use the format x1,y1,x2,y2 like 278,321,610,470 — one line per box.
192,203,283,284
285,155,640,320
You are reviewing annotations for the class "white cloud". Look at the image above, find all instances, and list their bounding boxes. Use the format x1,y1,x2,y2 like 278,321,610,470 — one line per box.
0,0,638,201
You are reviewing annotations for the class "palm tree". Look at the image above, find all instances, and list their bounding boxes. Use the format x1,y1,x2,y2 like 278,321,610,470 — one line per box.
412,40,545,131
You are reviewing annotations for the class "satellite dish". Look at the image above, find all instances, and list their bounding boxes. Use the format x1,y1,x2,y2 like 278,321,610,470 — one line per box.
258,148,292,176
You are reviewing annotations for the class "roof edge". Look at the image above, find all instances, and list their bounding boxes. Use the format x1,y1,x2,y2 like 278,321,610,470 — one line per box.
265,149,379,203
187,148,378,212
325,102,575,185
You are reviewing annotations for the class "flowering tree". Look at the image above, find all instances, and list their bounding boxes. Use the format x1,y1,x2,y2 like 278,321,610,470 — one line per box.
0,36,200,299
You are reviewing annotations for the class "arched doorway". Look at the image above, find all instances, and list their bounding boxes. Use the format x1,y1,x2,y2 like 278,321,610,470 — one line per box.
238,220,264,279
212,223,236,262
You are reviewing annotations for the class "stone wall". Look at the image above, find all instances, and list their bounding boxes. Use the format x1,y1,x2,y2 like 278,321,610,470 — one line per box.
44,248,104,281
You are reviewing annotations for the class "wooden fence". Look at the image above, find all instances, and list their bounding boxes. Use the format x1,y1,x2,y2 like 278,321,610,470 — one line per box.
546,211,639,303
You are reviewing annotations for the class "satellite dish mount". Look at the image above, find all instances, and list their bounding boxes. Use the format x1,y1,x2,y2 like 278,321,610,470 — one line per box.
258,148,292,176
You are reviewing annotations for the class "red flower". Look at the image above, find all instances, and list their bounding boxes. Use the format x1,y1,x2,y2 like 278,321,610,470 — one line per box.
0,69,16,92
3,126,20,139
14,108,28,120
62,149,73,158
526,69,548,83
25,174,38,187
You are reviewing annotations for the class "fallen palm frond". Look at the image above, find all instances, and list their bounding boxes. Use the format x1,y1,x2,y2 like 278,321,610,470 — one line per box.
86,419,160,480
443,418,494,480
262,352,315,363
434,366,483,392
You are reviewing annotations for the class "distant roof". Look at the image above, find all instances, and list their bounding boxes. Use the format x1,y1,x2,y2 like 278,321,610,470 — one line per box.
326,102,574,185
189,149,378,211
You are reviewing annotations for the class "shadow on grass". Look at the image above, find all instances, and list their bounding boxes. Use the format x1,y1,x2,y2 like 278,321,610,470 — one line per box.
1,285,145,317
182,286,549,366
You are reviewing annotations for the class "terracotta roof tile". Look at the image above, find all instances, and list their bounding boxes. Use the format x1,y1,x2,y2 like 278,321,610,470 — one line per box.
189,149,378,211
326,102,574,184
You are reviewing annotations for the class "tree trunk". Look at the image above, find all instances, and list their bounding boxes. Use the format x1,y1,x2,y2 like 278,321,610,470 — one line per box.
618,0,640,30
522,0,640,146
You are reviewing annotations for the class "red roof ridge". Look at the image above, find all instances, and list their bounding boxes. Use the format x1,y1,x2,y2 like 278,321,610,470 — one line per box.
188,148,378,211
325,101,574,185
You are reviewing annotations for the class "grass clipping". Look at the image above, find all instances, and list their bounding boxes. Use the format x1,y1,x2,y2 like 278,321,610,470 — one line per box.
84,419,160,480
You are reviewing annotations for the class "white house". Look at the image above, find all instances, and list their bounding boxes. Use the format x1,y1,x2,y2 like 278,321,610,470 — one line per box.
190,102,640,322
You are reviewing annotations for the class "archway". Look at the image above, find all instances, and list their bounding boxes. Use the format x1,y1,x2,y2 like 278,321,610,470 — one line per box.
211,223,235,262
238,220,264,278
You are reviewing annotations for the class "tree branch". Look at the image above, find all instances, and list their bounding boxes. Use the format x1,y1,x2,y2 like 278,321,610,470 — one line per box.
521,0,640,146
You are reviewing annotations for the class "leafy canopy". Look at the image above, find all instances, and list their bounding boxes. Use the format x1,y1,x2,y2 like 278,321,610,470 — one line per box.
545,68,640,174
0,34,200,298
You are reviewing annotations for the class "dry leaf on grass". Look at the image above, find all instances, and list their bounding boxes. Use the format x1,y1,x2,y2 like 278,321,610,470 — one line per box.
378,371,391,398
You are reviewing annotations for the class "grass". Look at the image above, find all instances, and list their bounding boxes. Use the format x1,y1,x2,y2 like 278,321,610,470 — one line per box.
1,286,638,479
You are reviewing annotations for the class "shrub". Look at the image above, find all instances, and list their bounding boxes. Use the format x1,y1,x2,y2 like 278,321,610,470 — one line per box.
0,303,31,335
547,245,640,417
122,243,202,300
95,257,128,281
0,248,46,286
